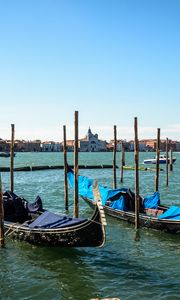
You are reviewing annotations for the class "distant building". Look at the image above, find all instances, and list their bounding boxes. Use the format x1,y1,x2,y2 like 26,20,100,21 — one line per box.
175,141,180,151
128,141,134,151
111,140,147,152
15,140,42,152
0,139,10,152
106,142,114,152
79,128,107,152
140,139,176,152
60,128,107,152
139,141,146,152
110,140,130,152
0,135,180,153
60,140,74,151
0,139,42,152
41,141,61,152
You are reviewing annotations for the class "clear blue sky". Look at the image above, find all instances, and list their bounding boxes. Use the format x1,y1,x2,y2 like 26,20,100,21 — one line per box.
0,0,180,142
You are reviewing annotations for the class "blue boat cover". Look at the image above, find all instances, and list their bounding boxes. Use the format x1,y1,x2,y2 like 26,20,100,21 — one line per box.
143,192,160,209
109,195,127,211
67,169,129,206
67,167,180,217
29,211,86,229
158,206,180,220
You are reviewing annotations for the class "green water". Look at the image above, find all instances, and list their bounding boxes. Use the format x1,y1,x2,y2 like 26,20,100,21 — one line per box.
0,152,180,300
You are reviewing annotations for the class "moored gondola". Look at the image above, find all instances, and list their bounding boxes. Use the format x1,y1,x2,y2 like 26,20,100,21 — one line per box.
3,191,106,247
67,167,180,234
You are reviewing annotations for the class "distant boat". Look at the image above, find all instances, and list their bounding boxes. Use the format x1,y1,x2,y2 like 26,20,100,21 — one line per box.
143,154,176,164
0,152,16,158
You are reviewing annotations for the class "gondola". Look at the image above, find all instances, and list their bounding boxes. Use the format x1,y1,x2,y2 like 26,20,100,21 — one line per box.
67,167,180,234
3,189,106,247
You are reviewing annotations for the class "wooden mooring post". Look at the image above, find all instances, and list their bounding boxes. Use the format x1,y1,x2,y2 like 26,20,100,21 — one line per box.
170,147,173,171
74,111,79,218
0,174,5,247
122,143,125,166
166,138,169,187
10,124,15,192
113,125,117,189
155,128,160,192
120,141,124,183
63,125,68,211
134,117,139,232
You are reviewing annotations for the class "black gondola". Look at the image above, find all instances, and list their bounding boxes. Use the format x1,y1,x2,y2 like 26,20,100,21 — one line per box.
3,190,106,247
67,168,180,234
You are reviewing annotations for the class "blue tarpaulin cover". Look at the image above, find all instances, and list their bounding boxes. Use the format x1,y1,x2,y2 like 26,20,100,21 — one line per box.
67,169,129,206
109,196,127,211
158,206,180,220
29,211,86,229
143,192,160,209
67,168,180,216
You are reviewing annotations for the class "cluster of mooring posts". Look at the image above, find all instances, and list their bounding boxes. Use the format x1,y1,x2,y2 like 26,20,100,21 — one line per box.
112,125,173,191
0,114,175,247
112,117,140,237
109,119,174,237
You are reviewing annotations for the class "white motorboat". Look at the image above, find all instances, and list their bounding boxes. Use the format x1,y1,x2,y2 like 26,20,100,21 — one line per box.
143,154,176,164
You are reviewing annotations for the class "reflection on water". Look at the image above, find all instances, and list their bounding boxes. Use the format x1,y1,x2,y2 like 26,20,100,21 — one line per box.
0,152,180,300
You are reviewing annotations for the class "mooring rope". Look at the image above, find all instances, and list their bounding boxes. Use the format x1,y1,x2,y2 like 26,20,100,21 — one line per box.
143,216,153,226
5,221,28,237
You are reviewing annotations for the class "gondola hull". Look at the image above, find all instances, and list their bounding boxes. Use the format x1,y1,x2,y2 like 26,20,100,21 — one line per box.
82,196,180,234
4,205,106,247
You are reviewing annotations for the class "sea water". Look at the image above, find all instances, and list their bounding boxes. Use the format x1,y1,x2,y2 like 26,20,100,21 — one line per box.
0,152,179,300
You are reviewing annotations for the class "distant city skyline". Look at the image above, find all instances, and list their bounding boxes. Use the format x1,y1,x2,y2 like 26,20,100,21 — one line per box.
0,1,179,142
0,123,180,142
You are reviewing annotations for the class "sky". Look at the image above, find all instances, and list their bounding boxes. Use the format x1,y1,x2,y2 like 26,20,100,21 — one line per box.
0,0,180,142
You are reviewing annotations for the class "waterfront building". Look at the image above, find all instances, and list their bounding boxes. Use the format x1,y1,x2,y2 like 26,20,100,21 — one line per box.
110,140,132,152
0,136,180,152
60,128,107,152
79,128,107,152
0,139,42,152
140,139,177,152
41,141,61,152
64,140,74,152
0,139,10,152
15,140,42,152
175,141,180,151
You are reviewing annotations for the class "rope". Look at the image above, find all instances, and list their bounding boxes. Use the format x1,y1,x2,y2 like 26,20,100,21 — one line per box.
5,222,19,236
86,218,103,226
143,216,153,226
5,221,28,237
